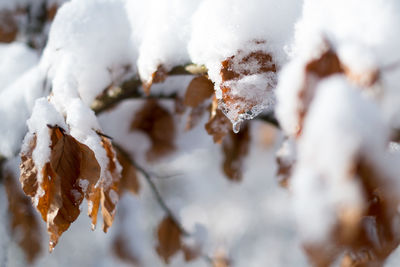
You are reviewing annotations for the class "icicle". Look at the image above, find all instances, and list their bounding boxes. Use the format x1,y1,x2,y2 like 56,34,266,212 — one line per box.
233,121,241,134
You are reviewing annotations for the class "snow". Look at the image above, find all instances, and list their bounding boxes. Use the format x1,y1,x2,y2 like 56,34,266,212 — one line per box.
189,0,302,125
0,66,45,158
280,0,400,131
127,0,199,83
26,97,66,174
3,0,400,266
41,0,135,105
291,76,384,241
0,43,38,90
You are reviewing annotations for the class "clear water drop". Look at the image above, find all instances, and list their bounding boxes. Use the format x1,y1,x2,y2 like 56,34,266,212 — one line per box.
233,121,241,133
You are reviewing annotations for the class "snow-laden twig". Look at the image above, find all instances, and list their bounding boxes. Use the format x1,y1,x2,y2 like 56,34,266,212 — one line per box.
92,64,205,115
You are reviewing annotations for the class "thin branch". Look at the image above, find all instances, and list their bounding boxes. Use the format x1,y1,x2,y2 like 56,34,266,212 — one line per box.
136,164,190,236
92,63,281,131
113,143,220,264
112,143,188,235
92,64,203,115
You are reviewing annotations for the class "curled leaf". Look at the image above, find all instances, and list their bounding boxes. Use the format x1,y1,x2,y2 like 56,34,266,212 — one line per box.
99,136,121,233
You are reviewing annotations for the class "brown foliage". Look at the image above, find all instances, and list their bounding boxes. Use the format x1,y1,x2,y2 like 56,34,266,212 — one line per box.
19,126,115,250
222,123,250,182
99,136,121,233
205,97,232,144
184,76,214,108
156,216,183,264
184,75,215,130
219,41,276,118
304,156,400,267
20,135,39,198
155,216,200,264
4,170,42,263
295,44,380,138
130,99,175,161
296,49,344,137
0,11,18,43
142,65,168,95
117,149,140,195
112,234,139,266
275,138,295,188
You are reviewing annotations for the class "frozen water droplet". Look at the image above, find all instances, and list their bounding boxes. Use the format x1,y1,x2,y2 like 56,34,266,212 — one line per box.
49,241,55,252
233,121,241,133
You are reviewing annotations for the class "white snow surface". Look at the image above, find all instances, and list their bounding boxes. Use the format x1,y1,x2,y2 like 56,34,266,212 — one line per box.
291,76,388,242
3,0,400,266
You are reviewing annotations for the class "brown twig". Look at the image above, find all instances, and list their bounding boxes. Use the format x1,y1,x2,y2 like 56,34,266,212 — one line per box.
113,143,218,265
92,64,205,115
112,143,188,235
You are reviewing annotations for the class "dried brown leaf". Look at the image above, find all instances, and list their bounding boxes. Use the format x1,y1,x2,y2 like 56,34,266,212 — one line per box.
305,49,343,78
174,96,186,115
182,245,200,262
45,127,85,250
20,135,38,198
205,108,232,144
219,41,276,118
46,4,59,21
130,99,175,161
304,155,400,267
222,123,250,182
186,105,207,131
100,136,121,233
117,150,140,195
143,65,168,95
87,187,101,230
0,11,18,43
156,216,182,264
275,138,295,188
184,76,214,108
19,126,102,250
296,48,344,137
296,44,378,138
183,75,214,131
4,171,42,263
113,234,139,266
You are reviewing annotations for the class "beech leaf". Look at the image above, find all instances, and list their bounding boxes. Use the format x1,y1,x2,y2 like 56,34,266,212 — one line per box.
155,216,182,264
19,126,102,251
5,170,42,263
184,76,214,108
130,99,175,161
222,123,250,182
